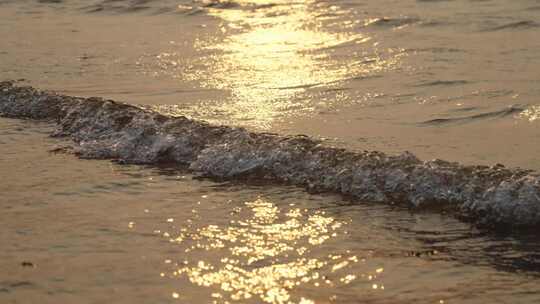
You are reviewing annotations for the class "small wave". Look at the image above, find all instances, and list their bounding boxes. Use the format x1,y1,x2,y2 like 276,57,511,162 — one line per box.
1,81,540,228
408,47,465,54
195,0,280,10
173,0,283,16
198,0,240,9
79,0,175,15
317,37,372,52
419,20,452,27
419,106,524,126
483,21,540,32
268,82,324,90
415,80,471,87
364,16,420,28
81,4,154,14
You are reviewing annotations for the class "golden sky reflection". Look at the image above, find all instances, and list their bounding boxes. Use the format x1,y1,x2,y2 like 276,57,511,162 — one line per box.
150,0,405,129
157,198,385,303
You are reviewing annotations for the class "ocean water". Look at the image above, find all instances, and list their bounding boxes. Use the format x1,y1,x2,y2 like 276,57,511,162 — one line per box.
1,0,540,303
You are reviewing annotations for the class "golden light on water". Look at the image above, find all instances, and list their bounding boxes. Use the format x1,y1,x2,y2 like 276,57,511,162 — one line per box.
157,198,380,303
147,0,405,129
520,105,540,122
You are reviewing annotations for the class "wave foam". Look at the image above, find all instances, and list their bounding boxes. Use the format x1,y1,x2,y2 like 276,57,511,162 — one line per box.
1,81,539,228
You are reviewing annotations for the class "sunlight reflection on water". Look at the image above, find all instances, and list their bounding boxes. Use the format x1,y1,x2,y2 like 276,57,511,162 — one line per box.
520,105,540,122
158,198,384,304
148,0,405,129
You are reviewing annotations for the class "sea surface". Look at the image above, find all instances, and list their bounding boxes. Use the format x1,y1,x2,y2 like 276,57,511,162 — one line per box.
1,0,540,303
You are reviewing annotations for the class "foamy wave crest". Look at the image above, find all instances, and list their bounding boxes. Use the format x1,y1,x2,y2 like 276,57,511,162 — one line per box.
1,81,540,228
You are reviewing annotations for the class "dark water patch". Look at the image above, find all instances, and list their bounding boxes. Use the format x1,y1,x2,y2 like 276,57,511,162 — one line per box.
400,223,540,276
325,199,540,276
348,74,383,82
0,281,35,291
414,79,471,87
419,106,524,126
119,5,151,13
81,4,151,14
483,20,540,31
21,261,36,267
449,106,480,112
409,47,466,53
81,4,104,13
453,234,540,275
54,179,146,196
418,19,456,27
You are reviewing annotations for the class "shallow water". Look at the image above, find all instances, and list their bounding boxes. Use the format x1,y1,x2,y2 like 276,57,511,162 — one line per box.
2,0,540,303
2,118,540,304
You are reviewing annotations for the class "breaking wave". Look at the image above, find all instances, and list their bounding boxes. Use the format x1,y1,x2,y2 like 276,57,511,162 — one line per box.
1,81,540,228
483,20,540,32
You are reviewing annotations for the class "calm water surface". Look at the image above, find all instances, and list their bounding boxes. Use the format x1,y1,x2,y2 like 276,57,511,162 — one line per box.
2,118,540,303
1,0,540,303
